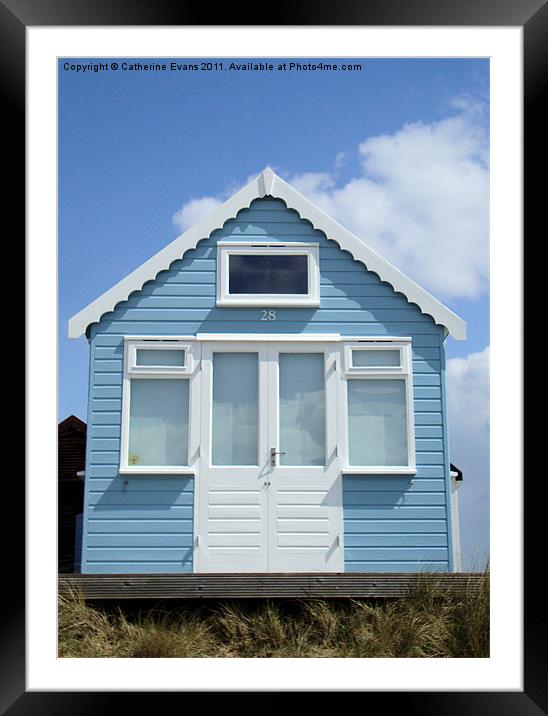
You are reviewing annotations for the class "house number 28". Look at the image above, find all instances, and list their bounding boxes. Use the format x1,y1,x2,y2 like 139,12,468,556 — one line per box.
261,309,277,321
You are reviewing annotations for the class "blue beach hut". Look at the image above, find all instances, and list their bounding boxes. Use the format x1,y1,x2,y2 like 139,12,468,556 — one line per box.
69,168,466,575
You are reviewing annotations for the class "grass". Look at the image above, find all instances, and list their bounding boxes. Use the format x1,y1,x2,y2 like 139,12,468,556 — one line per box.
58,570,489,658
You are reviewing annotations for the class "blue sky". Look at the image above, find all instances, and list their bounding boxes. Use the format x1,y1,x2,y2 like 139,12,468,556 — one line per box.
59,58,489,569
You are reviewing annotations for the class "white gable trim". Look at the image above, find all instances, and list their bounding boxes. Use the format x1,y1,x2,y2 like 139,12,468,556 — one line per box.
68,167,466,340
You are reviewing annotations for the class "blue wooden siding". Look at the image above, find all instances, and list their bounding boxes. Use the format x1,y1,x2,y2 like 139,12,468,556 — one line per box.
81,471,194,573
343,476,450,573
81,197,451,574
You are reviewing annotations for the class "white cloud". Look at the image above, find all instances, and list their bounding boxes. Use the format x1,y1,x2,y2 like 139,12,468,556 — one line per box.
290,106,489,301
447,346,490,570
172,196,224,233
172,171,265,232
171,100,489,301
289,171,335,195
447,346,490,439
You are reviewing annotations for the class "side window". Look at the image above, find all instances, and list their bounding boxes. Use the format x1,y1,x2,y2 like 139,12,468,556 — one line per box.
120,340,196,473
342,342,415,472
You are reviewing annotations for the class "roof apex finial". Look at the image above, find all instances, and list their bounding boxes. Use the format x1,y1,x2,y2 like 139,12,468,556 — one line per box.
258,166,276,196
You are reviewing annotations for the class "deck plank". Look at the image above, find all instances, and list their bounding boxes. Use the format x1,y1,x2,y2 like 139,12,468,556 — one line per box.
59,573,485,599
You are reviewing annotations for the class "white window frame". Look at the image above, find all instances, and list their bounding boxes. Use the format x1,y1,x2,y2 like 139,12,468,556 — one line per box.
344,343,403,374
120,337,200,475
339,339,416,475
126,340,193,376
216,241,320,307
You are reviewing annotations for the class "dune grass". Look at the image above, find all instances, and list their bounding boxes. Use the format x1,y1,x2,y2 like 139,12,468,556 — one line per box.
58,571,489,658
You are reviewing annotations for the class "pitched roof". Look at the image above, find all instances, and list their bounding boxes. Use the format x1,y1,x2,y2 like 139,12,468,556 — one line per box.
58,415,87,435
68,168,466,340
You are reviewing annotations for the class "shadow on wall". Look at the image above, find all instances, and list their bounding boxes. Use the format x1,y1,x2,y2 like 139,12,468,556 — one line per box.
89,475,194,569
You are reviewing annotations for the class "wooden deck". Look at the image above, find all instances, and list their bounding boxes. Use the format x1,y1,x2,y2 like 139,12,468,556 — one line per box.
59,572,484,600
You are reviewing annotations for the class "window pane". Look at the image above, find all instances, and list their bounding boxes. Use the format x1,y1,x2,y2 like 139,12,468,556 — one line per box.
136,348,185,367
348,379,408,466
229,254,308,294
212,353,258,465
128,379,189,466
279,353,325,466
352,349,400,368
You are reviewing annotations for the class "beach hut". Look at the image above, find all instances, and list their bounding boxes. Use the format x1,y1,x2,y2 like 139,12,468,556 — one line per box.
69,168,466,575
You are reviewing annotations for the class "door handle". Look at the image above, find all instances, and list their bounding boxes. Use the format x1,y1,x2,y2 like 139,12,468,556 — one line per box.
270,447,286,466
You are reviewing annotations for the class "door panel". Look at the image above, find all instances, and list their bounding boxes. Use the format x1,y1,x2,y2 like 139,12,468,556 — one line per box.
196,340,343,573
197,344,269,573
267,343,343,572
200,477,267,570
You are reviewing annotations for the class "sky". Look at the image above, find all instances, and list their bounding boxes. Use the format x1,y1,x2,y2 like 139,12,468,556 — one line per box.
59,57,489,570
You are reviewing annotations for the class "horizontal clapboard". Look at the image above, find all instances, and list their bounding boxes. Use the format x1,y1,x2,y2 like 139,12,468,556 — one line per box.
342,475,450,571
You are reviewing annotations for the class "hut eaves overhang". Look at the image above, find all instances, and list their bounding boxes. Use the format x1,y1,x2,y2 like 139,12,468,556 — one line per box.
68,168,467,341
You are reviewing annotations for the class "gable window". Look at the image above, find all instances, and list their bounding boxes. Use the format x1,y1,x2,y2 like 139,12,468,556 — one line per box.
341,340,416,474
216,242,320,307
120,338,198,474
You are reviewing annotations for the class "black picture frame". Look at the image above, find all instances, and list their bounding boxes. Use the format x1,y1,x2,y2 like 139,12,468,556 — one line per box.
10,0,539,709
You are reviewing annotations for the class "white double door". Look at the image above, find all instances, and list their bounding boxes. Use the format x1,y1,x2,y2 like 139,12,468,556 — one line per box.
196,341,343,573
